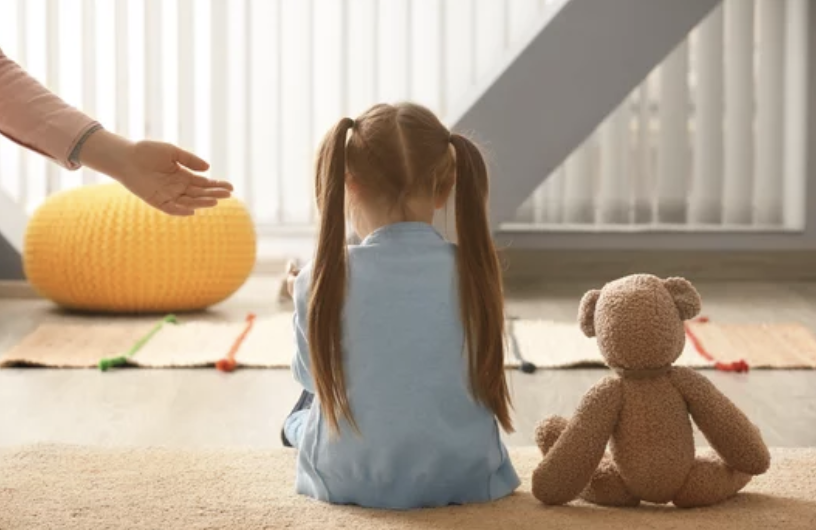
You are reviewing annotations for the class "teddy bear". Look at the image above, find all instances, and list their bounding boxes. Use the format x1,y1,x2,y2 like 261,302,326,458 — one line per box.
532,274,771,508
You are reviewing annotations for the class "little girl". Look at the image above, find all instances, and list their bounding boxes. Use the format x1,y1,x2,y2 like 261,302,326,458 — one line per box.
282,102,520,509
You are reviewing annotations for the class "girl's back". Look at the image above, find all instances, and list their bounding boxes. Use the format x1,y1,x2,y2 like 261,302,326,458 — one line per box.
292,223,519,508
284,102,519,509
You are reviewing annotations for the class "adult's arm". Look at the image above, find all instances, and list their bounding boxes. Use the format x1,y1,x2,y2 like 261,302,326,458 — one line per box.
0,48,233,216
0,48,100,169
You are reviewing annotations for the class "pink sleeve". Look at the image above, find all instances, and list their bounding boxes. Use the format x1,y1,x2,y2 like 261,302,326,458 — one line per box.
0,49,100,170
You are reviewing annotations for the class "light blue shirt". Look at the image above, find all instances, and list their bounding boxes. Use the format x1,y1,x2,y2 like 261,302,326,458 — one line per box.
289,222,520,509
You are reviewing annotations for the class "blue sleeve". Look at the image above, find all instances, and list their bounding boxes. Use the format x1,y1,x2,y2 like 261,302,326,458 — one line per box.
291,262,315,393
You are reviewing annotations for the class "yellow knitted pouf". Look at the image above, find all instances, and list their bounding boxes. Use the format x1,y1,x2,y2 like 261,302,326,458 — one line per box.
24,183,256,313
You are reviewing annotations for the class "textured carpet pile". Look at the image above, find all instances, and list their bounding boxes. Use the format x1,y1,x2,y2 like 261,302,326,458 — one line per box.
0,446,814,529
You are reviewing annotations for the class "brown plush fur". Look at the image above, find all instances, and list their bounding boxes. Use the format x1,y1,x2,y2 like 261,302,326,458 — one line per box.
532,274,771,508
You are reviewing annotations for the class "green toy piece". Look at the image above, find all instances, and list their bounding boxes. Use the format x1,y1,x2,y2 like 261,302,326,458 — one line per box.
98,314,178,371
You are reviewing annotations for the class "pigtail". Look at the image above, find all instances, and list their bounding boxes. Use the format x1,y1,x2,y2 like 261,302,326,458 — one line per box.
309,117,356,435
450,133,513,433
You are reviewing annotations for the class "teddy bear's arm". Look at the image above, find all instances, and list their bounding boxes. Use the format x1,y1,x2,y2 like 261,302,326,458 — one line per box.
670,367,771,475
532,376,622,505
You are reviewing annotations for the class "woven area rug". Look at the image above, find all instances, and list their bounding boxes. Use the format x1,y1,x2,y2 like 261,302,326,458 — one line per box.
3,314,816,370
1,445,814,530
0,314,293,368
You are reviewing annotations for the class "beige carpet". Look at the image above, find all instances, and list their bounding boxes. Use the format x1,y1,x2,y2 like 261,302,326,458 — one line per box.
0,446,814,530
3,314,816,370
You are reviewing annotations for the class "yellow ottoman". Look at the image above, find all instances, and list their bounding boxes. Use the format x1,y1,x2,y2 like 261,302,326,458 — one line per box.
23,183,256,313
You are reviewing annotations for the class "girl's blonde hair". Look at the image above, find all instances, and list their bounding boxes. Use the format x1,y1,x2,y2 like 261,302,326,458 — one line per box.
309,102,512,434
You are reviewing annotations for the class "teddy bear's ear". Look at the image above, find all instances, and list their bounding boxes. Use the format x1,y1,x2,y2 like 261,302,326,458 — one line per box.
662,277,702,321
578,289,601,337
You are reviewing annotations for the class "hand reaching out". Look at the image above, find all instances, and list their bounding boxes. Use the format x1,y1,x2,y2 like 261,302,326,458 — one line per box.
117,140,233,216
79,129,233,216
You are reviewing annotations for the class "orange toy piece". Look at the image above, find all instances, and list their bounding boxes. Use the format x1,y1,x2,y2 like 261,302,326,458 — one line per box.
216,313,257,372
685,317,750,373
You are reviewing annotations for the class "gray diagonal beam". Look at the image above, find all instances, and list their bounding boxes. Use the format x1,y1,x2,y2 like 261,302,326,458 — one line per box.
449,0,721,226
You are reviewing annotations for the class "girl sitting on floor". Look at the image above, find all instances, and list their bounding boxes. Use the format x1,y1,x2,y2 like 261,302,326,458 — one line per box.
281,102,519,509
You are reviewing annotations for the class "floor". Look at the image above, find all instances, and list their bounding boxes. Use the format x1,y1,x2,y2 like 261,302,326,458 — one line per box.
1,276,816,449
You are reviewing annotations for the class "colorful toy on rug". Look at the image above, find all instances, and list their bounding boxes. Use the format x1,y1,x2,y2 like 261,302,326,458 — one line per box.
532,274,771,508
98,314,178,371
684,316,750,372
23,183,256,313
215,313,257,372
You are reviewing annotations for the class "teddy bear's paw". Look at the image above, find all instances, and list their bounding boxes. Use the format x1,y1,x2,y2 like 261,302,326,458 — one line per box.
535,416,569,455
580,458,641,508
673,455,753,508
